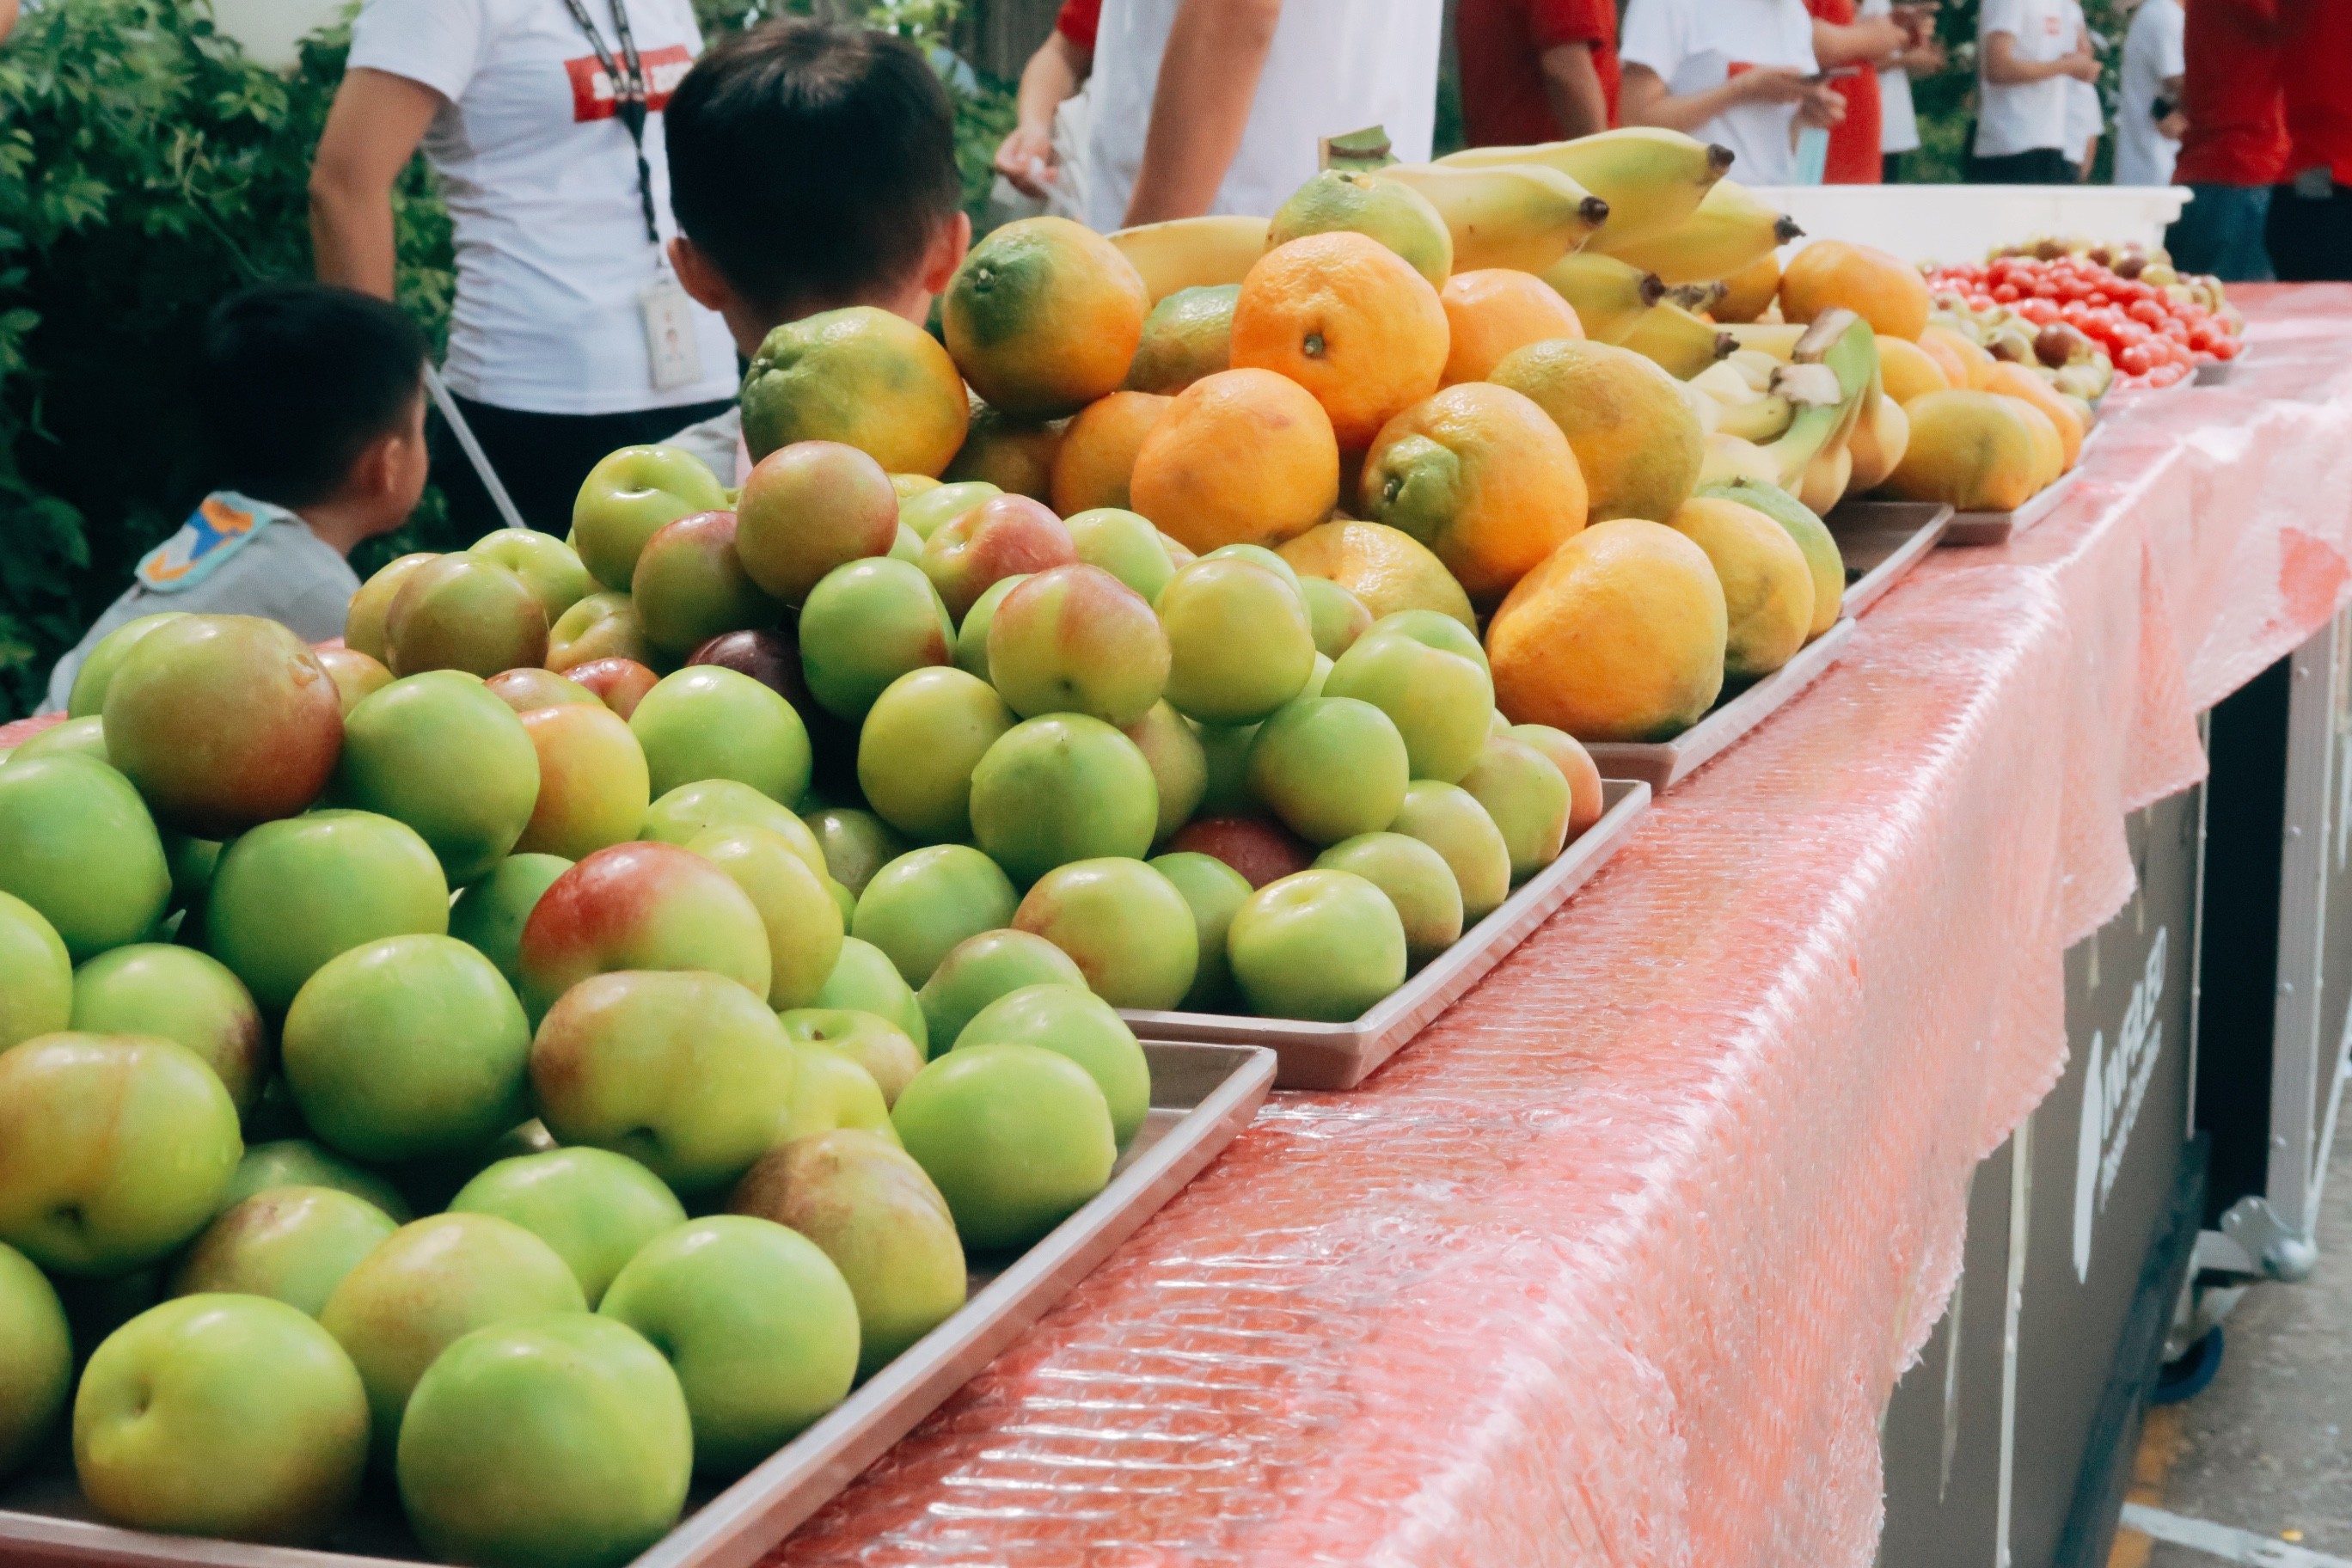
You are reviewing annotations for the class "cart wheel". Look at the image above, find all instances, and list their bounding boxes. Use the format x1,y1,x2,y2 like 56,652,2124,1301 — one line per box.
2152,1326,2224,1405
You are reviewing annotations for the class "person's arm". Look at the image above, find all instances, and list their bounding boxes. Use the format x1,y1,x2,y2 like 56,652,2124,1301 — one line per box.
2157,70,2186,138
1537,42,1611,138
1982,30,2098,83
1814,14,1909,65
0,0,21,45
309,68,446,298
1620,61,1844,133
995,31,1092,198
1121,0,1283,226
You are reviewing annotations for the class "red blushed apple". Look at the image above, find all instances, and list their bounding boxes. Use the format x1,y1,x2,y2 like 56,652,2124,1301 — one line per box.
1164,816,1314,889
917,494,1077,622
514,841,773,1018
733,441,901,605
984,564,1170,727
565,658,660,720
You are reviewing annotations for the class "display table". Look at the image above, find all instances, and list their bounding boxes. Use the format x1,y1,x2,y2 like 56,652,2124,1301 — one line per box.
771,287,2352,1567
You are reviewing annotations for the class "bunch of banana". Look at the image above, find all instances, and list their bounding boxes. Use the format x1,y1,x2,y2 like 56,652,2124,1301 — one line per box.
1688,360,1795,443
1377,161,1610,273
1618,301,1734,379
1440,126,1733,245
1590,180,1804,285
1537,252,1663,344
1106,215,1271,303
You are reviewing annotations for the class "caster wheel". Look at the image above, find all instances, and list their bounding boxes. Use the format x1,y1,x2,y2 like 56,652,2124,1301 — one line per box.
2152,1326,2224,1405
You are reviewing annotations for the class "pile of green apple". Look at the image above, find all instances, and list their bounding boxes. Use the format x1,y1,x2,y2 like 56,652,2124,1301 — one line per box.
0,432,1603,1565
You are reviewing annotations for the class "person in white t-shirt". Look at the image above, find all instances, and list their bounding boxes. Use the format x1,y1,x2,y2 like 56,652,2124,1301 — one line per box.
1969,0,2100,181
2113,0,2186,186
1080,0,1444,230
310,0,739,536
1618,0,1846,186
1875,1,1948,181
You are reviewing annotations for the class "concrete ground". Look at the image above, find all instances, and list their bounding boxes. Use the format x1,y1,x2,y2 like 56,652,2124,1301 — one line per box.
2110,1130,2352,1566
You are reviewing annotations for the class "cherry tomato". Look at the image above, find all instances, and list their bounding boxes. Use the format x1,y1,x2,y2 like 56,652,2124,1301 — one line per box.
1994,283,2020,303
2018,297,2061,325
2117,346,2152,377
2128,298,2166,326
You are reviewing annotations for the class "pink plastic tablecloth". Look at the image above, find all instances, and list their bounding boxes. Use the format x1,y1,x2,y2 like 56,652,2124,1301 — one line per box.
768,286,2352,1567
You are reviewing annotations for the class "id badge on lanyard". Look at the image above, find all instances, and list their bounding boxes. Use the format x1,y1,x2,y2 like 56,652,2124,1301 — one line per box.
564,0,702,391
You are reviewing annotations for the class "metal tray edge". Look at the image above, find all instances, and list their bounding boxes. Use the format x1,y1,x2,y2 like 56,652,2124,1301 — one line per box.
1584,616,1856,793
1944,463,2086,546
1836,502,1954,618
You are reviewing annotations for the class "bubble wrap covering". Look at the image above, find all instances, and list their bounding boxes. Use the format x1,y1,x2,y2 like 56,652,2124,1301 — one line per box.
3,290,2349,1568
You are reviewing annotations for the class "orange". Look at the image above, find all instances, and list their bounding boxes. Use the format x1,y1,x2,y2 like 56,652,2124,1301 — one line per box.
943,216,1150,419
1920,324,1998,389
1485,518,1728,742
1050,390,1172,514
942,401,1066,500
1357,383,1587,606
1712,252,1781,323
1229,232,1450,450
1877,334,1953,405
1129,368,1339,553
739,305,969,475
1982,362,2085,470
1778,240,1932,340
1278,520,1476,632
1125,284,1238,395
1486,338,1702,523
1436,269,1582,386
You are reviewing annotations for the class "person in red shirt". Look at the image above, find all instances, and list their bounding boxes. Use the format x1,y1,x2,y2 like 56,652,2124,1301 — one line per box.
1805,0,1913,181
2165,0,2305,280
2263,0,2351,280
1455,0,1620,146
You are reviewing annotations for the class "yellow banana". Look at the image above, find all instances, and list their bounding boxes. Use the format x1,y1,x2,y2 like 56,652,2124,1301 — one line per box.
1439,126,1732,246
1537,251,1663,345
1712,389,1795,444
1664,281,1729,314
1700,432,1783,489
1844,394,1909,491
1375,162,1609,273
1590,180,1803,284
1107,215,1271,303
1619,303,1734,380
1724,322,1810,364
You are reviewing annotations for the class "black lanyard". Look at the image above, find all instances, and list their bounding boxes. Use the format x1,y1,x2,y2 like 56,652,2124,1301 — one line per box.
559,0,662,247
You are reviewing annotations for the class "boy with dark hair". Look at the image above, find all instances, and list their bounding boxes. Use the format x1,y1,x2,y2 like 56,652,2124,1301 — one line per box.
658,17,970,475
42,282,430,709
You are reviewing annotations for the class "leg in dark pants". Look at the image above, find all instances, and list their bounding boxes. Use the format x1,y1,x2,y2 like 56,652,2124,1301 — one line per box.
432,395,736,538
2264,182,2352,282
2164,183,2276,282
1965,147,2075,183
1883,151,1906,183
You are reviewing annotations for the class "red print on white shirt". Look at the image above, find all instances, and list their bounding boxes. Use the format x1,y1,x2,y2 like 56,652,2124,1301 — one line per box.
566,44,692,122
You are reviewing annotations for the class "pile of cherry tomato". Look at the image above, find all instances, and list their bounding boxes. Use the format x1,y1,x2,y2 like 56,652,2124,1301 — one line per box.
1925,253,2239,389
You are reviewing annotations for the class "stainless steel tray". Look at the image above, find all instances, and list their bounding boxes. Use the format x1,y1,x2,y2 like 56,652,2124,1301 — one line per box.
0,1042,1277,1568
1824,500,1953,616
2193,356,2238,386
1943,464,2086,547
1121,777,1650,1090
1583,614,1856,794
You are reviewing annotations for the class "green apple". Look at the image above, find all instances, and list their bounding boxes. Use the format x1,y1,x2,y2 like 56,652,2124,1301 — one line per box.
969,715,1159,886
469,528,595,622
318,646,395,714
219,1140,411,1222
546,590,652,672
448,1148,685,1307
486,666,597,712
70,944,264,1112
1459,735,1571,883
855,667,1014,843
806,806,907,898
346,554,437,664
630,665,812,805
320,1211,585,1455
515,841,773,1019
65,611,184,718
0,755,170,961
571,444,729,591
891,1043,1116,1253
984,564,1170,726
684,824,843,1010
1064,506,1176,603
449,853,573,995
0,890,70,1051
639,779,828,877
601,1216,860,1475
729,1130,965,1378
777,1008,924,1104
530,970,798,1195
74,1295,369,1543
898,479,1000,540
204,811,450,1014
950,573,1026,685
630,510,783,660
851,845,1019,988
168,1186,398,1318
282,935,532,1163
1322,627,1495,784
780,1040,897,1142
812,937,930,1057
1225,869,1406,1021
797,557,957,723
1147,851,1253,1010
1300,576,1372,658
0,1240,70,1479
1388,780,1513,922
954,983,1150,1143
1246,696,1411,845
0,1033,241,1276
334,671,542,885
1314,832,1464,968
1121,701,1207,843
1157,557,1316,725
9,714,108,763
383,554,550,678
513,703,652,862
399,1313,690,1568
1364,608,1488,671
916,928,1087,1052
1011,857,1197,1010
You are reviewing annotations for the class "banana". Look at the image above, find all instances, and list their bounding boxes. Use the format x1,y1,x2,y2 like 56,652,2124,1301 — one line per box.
1724,322,1809,364
1689,361,1756,404
1439,127,1732,246
1664,281,1729,314
1726,348,1783,389
1699,432,1783,489
1619,302,1734,380
1717,389,1796,444
1107,215,1271,303
1537,252,1663,344
1677,380,1722,436
1760,309,1877,493
1376,162,1609,273
1590,180,1803,283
